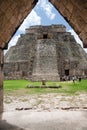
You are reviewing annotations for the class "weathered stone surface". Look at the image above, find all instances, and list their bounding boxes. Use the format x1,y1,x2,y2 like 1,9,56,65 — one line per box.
4,25,87,81
0,49,4,113
0,0,38,48
32,40,59,81
50,0,87,47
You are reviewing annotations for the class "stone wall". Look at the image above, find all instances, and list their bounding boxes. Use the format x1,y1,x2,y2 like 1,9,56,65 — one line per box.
4,34,36,62
32,39,60,81
0,49,4,113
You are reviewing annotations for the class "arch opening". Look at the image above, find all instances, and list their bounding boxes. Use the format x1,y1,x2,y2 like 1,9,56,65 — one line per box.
3,0,87,112
0,0,87,113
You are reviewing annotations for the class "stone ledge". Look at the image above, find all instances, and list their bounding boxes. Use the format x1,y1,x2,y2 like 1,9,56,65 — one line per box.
26,85,62,88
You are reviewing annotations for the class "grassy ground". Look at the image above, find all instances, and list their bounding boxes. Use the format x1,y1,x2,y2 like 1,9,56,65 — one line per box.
3,79,87,96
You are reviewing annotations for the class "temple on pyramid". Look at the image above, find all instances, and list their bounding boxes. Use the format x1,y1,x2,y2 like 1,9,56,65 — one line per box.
4,24,87,81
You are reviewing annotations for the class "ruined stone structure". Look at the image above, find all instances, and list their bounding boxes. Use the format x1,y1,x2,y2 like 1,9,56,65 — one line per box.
0,0,87,112
4,25,87,81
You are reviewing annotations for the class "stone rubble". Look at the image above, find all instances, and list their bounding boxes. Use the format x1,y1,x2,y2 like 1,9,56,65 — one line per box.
4,93,87,112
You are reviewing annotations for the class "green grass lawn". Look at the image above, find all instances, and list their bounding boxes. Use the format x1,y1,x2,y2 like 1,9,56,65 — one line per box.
4,79,87,95
4,80,29,90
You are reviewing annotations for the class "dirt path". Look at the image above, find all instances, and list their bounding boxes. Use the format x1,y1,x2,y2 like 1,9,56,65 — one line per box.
4,93,87,112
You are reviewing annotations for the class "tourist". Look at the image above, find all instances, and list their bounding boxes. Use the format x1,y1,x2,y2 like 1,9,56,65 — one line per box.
78,77,81,82
72,76,75,83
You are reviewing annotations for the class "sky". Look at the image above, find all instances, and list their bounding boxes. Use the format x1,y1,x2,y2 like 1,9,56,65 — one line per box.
6,0,87,53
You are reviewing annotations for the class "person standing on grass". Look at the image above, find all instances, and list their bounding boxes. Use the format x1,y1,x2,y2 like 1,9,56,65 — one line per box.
78,77,81,82
72,76,75,83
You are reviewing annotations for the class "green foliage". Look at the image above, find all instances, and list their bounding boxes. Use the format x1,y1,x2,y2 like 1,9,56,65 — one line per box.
4,79,87,95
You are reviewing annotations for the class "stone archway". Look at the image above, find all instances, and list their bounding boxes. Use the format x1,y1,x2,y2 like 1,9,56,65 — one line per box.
50,0,87,48
0,0,87,112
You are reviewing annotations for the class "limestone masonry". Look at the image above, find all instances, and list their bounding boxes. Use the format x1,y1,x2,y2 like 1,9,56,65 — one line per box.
4,25,87,81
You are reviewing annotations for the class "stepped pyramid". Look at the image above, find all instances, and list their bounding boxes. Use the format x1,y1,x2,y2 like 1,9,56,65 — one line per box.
4,25,87,81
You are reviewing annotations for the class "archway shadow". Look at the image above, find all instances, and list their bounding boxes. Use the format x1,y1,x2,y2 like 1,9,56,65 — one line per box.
0,114,24,130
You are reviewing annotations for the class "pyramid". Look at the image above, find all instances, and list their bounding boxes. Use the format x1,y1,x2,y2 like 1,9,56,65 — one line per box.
4,24,87,81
